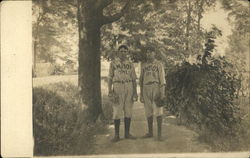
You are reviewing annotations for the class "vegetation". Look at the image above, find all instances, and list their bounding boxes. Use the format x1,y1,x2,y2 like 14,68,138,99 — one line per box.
32,0,249,153
164,27,247,151
33,82,107,155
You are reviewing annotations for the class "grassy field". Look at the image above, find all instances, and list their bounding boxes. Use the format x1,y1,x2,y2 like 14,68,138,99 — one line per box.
33,75,109,95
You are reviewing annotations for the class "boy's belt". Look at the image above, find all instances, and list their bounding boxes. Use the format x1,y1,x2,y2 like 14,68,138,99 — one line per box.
144,81,159,85
113,80,132,84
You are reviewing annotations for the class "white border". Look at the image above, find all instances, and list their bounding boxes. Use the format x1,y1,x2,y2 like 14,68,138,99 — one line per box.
0,1,249,158
1,1,33,157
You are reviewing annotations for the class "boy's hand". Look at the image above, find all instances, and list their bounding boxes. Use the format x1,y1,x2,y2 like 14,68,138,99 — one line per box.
108,90,114,97
160,86,165,100
133,93,138,102
140,95,144,103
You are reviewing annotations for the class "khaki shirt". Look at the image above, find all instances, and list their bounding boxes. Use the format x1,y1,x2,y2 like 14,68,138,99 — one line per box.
139,60,166,85
108,59,137,82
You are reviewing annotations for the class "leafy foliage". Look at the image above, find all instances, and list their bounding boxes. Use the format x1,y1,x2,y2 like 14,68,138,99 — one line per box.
101,0,216,63
164,28,242,140
33,0,78,66
33,82,106,155
221,0,249,97
33,0,217,71
166,59,242,133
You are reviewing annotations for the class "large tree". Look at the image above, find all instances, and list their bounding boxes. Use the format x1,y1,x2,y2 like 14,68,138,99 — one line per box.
77,0,132,121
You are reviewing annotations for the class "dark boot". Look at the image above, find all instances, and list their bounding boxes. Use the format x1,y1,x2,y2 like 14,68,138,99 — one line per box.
142,116,153,138
124,117,136,139
157,116,163,141
111,119,120,142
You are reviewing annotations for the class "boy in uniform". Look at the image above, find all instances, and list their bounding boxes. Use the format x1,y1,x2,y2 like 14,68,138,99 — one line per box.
108,45,138,142
139,48,166,141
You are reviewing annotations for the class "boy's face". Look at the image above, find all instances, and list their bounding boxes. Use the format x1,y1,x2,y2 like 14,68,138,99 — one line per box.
118,48,128,60
146,51,155,61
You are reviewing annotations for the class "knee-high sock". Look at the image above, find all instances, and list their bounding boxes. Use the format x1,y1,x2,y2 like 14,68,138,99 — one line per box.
124,117,131,136
147,116,153,135
156,116,162,137
114,119,120,137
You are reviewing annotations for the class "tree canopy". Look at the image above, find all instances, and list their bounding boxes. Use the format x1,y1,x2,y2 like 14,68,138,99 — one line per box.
33,0,78,65
33,0,220,65
101,0,217,63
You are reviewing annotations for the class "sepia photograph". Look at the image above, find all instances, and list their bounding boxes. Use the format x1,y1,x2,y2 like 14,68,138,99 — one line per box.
30,0,250,157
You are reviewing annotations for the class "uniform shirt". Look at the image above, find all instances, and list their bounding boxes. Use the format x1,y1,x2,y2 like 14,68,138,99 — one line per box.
108,58,137,82
139,60,166,85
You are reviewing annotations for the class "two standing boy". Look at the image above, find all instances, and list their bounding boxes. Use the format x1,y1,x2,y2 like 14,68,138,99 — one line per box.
108,45,165,142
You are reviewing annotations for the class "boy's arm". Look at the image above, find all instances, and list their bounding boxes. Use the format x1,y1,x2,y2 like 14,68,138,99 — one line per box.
159,62,166,98
108,79,113,96
108,62,114,96
132,80,138,100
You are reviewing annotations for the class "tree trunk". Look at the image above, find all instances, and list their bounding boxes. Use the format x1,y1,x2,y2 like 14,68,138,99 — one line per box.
197,0,205,53
78,28,102,122
77,1,103,122
76,0,129,122
185,0,192,52
33,40,37,77
197,0,204,33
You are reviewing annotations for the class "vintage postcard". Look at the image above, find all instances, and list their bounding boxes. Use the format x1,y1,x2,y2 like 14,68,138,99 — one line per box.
1,0,249,157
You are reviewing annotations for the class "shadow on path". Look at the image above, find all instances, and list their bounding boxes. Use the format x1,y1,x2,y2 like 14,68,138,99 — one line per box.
93,102,211,155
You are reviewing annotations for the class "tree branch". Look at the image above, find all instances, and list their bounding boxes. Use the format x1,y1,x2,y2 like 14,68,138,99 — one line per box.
101,0,130,25
95,0,113,10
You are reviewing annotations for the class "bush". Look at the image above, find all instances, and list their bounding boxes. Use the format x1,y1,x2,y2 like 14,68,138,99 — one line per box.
163,27,245,150
33,82,106,155
164,58,243,150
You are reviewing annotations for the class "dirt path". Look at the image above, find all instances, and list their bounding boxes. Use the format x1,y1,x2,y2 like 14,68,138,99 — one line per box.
93,102,211,155
33,76,211,154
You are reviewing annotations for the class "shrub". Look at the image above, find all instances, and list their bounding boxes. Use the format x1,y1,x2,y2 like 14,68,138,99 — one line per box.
164,58,243,150
163,27,247,150
166,58,242,132
33,82,106,155
164,27,243,151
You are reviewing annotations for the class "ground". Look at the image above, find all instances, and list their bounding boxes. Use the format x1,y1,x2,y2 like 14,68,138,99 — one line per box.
33,75,250,156
93,101,211,155
33,75,211,154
